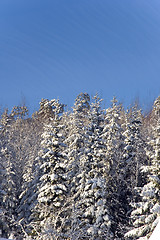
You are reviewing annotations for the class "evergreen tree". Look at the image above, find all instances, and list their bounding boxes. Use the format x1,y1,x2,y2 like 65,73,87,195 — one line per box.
24,99,68,239
101,97,127,238
66,94,113,239
123,104,147,191
0,136,7,238
0,108,20,239
16,116,44,239
125,96,160,239
55,93,92,239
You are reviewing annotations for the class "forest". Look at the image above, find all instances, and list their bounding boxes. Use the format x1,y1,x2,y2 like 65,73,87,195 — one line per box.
0,93,160,240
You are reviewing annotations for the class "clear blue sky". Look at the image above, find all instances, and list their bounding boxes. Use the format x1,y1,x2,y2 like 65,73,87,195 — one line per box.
0,0,160,113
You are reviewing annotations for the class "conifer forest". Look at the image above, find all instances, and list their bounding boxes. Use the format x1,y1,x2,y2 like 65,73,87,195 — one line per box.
0,93,160,240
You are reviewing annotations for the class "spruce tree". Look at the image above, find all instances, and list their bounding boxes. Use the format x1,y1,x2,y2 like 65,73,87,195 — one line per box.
125,96,160,239
25,99,68,239
67,94,113,239
101,97,128,238
0,108,21,239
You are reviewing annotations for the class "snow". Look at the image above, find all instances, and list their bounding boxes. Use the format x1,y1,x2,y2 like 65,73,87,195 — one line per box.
0,238,14,240
49,173,58,181
149,219,160,240
151,203,160,214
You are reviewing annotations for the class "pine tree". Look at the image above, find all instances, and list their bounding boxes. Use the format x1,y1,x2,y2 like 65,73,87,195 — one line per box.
123,104,147,192
0,108,21,239
15,117,43,239
125,96,160,239
53,93,91,239
0,134,7,238
67,94,113,239
23,99,69,239
100,97,129,238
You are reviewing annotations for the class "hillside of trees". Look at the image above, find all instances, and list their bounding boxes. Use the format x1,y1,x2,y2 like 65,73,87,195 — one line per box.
0,93,160,240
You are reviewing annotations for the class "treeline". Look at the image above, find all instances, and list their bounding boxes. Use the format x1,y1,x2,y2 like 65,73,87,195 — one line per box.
0,93,160,240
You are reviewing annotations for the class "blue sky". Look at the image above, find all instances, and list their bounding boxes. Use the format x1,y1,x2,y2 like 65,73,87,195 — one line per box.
0,0,160,113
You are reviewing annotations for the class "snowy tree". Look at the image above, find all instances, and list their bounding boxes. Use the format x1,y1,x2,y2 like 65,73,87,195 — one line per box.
123,104,147,192
34,98,65,122
52,93,91,238
21,99,69,239
62,94,113,239
15,117,44,240
10,105,28,120
0,108,21,239
88,93,104,132
0,149,6,238
100,97,129,238
0,105,43,239
125,96,160,239
0,110,9,238
63,93,91,196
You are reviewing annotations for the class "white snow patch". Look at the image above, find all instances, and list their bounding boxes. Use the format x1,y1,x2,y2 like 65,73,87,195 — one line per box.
149,219,160,239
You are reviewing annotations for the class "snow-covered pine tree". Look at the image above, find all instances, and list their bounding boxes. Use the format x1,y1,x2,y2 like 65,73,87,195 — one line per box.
123,104,147,192
2,106,37,239
88,94,104,132
63,93,90,197
25,99,69,239
34,98,65,122
125,96,160,239
15,116,44,239
60,94,113,239
51,93,91,238
0,109,17,237
100,97,128,238
78,94,113,239
0,108,21,239
0,109,9,238
63,93,90,192
0,117,7,238
102,97,124,174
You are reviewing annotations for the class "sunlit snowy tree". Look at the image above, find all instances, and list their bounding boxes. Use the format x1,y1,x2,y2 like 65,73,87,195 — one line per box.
123,104,147,192
100,97,128,238
67,94,113,239
125,96,160,239
24,99,69,239
0,108,21,239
